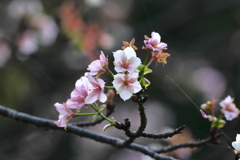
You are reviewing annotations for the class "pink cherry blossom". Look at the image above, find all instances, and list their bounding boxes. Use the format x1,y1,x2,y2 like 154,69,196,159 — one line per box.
113,47,141,73
85,74,107,104
220,95,239,121
66,85,88,109
144,32,167,52
55,102,76,127
87,51,109,76
75,75,89,87
112,71,142,101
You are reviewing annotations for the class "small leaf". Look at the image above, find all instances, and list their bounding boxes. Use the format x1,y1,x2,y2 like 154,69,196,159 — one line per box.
140,77,151,88
137,65,152,75
92,114,98,120
103,124,114,132
99,104,106,111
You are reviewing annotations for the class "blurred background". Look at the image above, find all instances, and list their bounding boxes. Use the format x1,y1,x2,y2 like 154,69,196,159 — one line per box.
0,0,240,159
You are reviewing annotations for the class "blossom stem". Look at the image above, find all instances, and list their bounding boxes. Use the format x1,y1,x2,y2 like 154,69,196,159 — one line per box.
108,71,115,78
139,53,151,81
143,52,151,66
99,112,116,125
75,113,97,116
105,86,115,89
146,59,154,67
91,103,99,112
91,103,116,125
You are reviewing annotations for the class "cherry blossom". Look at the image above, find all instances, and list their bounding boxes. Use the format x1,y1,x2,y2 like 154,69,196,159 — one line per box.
144,31,167,52
232,134,240,151
87,51,109,76
112,71,142,101
55,102,76,127
113,47,141,73
66,85,88,109
85,74,107,104
220,95,239,121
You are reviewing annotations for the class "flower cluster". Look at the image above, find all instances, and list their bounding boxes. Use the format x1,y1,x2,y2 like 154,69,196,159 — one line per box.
201,95,239,129
54,31,170,128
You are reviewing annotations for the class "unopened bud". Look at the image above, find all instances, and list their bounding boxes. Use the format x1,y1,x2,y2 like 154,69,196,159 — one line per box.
106,89,115,111
115,121,123,129
106,89,115,103
124,118,131,130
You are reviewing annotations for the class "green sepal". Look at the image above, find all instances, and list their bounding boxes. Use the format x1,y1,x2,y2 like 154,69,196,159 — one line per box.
99,104,106,111
92,114,98,120
139,77,151,88
137,65,152,75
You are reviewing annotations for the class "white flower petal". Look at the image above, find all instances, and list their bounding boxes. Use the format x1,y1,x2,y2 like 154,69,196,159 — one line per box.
124,47,136,59
119,89,132,101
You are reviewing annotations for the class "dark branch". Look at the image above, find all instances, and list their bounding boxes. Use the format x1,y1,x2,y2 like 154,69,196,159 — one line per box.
0,105,178,160
121,92,148,146
140,125,186,139
154,134,221,153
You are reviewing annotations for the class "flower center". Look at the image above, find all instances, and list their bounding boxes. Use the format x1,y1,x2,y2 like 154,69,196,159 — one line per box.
123,80,129,86
225,105,234,112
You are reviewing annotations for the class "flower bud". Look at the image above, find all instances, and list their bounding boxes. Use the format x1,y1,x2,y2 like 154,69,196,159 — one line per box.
124,118,131,130
106,89,115,111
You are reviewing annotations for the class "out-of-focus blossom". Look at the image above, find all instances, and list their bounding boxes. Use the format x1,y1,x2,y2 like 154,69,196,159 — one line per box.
232,134,240,151
192,67,226,98
112,71,142,101
0,42,11,68
85,74,107,104
143,32,167,52
102,1,128,19
55,102,76,128
113,47,141,73
220,95,239,121
59,2,105,60
7,0,43,19
164,129,197,159
66,85,88,109
29,14,58,46
17,30,38,55
98,33,115,50
87,51,109,76
84,0,105,8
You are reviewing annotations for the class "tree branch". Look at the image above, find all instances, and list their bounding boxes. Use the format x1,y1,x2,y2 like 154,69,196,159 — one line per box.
140,125,186,139
0,105,178,160
154,134,221,153
122,92,148,146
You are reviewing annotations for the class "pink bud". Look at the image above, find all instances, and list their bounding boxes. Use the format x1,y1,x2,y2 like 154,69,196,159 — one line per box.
200,109,208,118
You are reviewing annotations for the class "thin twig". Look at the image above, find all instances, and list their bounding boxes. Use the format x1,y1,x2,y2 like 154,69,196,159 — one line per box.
122,92,148,146
0,105,178,160
140,125,186,139
154,134,221,153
